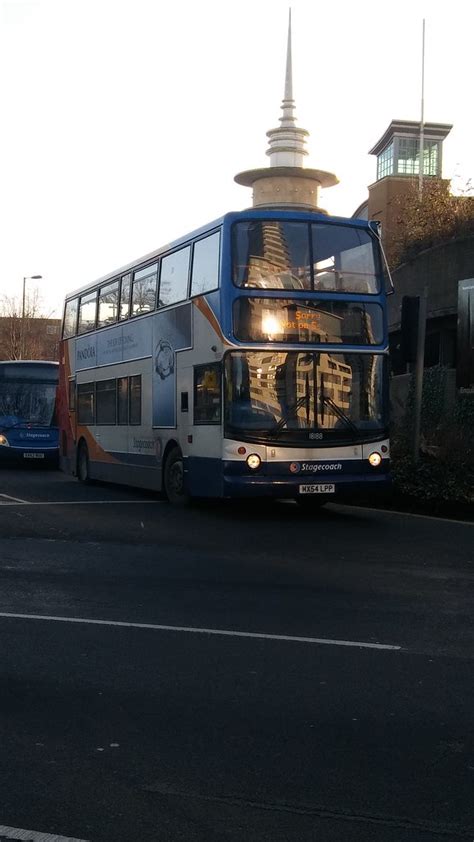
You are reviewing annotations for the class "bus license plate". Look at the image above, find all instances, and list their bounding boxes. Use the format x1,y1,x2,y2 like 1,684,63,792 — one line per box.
23,452,45,459
299,483,335,494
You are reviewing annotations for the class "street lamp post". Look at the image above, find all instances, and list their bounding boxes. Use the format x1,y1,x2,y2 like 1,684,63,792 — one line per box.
21,274,42,359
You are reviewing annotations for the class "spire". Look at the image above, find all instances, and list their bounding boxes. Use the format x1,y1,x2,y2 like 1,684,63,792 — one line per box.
282,9,294,120
265,8,309,168
234,9,338,211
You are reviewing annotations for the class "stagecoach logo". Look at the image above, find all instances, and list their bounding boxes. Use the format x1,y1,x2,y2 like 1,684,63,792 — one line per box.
289,462,343,474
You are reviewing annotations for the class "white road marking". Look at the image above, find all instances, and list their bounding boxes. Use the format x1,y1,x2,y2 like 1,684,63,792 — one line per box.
338,503,474,527
0,611,401,651
0,493,29,504
0,824,89,841
0,499,163,506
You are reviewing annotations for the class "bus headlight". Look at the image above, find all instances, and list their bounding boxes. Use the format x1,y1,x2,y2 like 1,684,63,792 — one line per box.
368,451,382,467
246,453,261,470
0,435,9,446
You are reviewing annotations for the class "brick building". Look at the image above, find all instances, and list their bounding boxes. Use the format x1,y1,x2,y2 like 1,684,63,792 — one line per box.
0,316,61,361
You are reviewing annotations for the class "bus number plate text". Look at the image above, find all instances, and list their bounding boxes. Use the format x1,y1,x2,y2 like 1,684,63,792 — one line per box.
299,483,335,494
23,452,45,459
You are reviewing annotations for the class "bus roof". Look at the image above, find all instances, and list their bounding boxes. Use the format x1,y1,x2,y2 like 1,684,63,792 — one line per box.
64,208,377,301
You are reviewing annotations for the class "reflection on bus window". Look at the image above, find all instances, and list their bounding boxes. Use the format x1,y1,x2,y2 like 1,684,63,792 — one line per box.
132,264,158,317
98,281,119,327
160,248,190,307
233,299,384,344
225,351,385,440
78,292,97,334
233,221,311,290
232,220,379,293
191,232,220,296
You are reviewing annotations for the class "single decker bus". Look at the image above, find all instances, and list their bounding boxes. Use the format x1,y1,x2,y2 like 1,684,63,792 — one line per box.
58,209,391,504
0,360,59,464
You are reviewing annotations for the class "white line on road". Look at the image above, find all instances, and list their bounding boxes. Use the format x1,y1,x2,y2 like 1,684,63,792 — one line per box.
338,503,474,527
0,493,29,503
0,611,401,651
0,824,89,841
0,499,163,506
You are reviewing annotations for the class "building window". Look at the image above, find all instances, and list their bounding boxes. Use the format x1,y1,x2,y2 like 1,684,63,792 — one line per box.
397,138,440,176
377,142,394,179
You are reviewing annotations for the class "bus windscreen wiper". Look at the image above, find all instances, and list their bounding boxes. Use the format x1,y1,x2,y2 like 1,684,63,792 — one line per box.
321,393,358,436
269,393,310,439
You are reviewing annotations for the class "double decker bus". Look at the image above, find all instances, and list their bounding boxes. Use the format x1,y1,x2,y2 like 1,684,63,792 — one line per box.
0,360,59,464
58,209,391,504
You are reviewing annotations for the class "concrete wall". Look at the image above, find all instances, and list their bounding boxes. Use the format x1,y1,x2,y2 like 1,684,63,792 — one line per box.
388,235,474,330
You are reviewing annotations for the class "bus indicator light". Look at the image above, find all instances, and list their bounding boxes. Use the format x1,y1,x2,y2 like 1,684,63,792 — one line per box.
238,446,246,455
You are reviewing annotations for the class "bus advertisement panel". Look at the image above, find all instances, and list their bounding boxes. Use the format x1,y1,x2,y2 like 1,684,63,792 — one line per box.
58,210,391,505
0,361,59,464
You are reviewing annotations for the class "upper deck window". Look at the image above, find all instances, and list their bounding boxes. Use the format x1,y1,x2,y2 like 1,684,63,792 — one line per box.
63,299,78,338
132,264,158,317
232,221,379,294
190,232,220,296
312,225,379,294
233,221,311,291
119,274,131,321
160,247,190,307
98,280,119,328
234,298,384,344
78,291,97,334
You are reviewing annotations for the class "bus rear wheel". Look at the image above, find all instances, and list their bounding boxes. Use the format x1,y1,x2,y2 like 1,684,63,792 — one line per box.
163,447,190,506
77,441,91,484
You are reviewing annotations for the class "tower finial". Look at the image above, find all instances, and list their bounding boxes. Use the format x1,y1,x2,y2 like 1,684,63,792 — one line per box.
234,9,338,211
265,8,308,167
284,8,293,106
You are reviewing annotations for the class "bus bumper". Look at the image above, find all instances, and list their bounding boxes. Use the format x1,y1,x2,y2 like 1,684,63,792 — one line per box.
221,465,391,500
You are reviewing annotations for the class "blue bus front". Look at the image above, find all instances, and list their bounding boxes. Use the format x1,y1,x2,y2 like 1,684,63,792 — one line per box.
0,361,59,464
218,211,391,501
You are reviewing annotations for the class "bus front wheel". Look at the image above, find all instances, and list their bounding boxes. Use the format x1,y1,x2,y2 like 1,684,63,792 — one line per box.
163,447,190,506
77,441,91,484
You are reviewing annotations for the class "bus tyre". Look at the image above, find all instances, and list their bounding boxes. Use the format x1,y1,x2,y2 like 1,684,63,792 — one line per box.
164,447,190,506
77,441,91,484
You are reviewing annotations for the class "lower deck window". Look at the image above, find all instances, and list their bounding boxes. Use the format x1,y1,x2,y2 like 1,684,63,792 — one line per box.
77,383,95,425
130,375,142,425
194,363,221,424
96,379,117,425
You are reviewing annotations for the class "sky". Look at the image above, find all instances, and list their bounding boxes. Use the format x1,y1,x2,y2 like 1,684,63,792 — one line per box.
1,0,472,318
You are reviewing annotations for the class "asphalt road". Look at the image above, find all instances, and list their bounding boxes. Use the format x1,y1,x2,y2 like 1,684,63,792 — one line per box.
0,467,472,842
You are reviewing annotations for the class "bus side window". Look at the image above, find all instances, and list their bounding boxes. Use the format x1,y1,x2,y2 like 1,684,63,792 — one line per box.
194,363,221,424
68,379,76,411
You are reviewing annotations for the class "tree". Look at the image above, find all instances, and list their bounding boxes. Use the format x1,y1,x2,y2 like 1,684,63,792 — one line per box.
0,287,59,361
387,179,474,268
